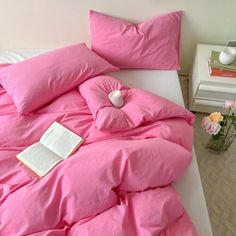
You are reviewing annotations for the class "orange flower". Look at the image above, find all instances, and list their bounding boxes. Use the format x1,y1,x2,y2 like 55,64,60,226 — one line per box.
209,112,223,123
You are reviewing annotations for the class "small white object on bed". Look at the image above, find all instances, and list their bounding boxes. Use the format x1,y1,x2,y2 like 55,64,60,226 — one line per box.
0,50,213,236
108,90,124,108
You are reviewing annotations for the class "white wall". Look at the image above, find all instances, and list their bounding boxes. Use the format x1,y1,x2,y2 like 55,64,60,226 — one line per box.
0,0,235,74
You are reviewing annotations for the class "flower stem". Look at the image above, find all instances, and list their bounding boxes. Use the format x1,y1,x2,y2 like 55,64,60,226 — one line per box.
224,120,233,139
217,119,234,151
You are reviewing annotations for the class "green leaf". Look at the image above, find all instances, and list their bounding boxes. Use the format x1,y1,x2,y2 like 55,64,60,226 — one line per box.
212,133,220,140
220,120,226,126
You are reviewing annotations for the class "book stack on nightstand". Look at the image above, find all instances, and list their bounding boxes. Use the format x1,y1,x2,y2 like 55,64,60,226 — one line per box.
208,51,236,78
189,44,236,113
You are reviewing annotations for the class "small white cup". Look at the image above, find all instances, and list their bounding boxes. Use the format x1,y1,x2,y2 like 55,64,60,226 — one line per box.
219,48,235,65
108,90,124,108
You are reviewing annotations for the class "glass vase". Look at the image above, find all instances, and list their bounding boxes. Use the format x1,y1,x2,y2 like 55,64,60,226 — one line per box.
206,127,236,154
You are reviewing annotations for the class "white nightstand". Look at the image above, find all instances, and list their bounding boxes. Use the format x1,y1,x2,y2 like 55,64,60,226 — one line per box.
189,44,236,113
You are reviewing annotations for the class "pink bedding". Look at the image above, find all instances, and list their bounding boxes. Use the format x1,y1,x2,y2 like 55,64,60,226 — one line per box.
0,75,197,235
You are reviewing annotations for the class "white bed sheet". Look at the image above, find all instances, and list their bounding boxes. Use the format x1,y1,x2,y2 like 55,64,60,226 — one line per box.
111,70,213,236
0,50,213,235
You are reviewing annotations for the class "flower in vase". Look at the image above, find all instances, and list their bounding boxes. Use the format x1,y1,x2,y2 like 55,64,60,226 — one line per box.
202,101,236,153
209,112,223,123
201,116,221,135
224,100,236,109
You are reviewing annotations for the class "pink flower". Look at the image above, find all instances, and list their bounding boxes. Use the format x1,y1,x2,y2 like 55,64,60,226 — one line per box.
224,100,235,109
205,122,221,135
201,116,221,135
201,116,211,128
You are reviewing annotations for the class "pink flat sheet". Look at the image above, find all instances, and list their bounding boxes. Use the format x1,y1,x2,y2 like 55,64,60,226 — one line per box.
0,75,197,236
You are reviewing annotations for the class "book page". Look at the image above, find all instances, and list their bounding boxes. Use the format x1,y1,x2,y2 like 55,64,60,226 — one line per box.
17,142,62,177
40,122,83,159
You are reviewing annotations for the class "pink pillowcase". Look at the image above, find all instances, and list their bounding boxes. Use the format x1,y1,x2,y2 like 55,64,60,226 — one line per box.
0,43,118,114
79,75,195,132
90,10,182,70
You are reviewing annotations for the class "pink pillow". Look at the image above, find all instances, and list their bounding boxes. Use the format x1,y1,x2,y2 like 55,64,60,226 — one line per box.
89,10,182,70
0,43,118,114
79,75,195,132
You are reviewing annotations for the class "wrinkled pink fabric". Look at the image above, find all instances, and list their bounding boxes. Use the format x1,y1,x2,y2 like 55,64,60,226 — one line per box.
79,75,194,132
0,43,118,114
90,10,182,70
0,77,197,235
0,64,11,70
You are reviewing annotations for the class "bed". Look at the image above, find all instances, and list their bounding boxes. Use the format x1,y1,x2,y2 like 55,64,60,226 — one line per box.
0,49,212,235
0,7,213,234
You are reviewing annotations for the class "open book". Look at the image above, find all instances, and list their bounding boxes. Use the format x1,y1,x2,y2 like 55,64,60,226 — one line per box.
17,121,84,177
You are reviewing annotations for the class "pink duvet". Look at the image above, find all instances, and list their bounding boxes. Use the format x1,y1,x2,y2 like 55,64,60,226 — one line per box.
0,75,197,236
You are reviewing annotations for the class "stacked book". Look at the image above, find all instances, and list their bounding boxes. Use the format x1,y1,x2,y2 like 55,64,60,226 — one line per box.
208,50,236,78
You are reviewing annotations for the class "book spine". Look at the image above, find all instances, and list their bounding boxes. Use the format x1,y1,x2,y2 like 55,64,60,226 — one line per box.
210,64,236,72
210,66,236,78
